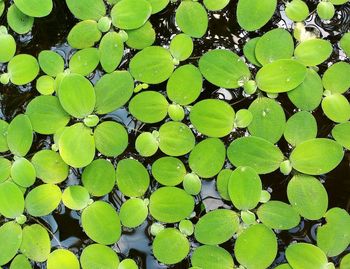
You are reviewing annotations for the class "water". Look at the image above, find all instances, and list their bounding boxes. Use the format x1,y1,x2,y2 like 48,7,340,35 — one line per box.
0,0,350,268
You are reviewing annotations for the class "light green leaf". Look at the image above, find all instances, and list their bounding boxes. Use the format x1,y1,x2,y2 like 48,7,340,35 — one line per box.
120,198,148,228
135,132,159,157
286,243,329,269
47,249,80,269
66,0,106,20
191,245,234,269
7,114,33,157
14,0,52,17
216,169,232,201
322,62,350,94
152,157,186,186
62,185,90,210
7,54,39,85
0,120,8,152
38,50,64,77
169,34,193,61
317,1,335,20
146,0,169,14
203,0,230,11
7,4,34,34
243,37,262,67
340,32,350,57
80,244,119,269
68,20,102,49
36,75,55,95
322,93,350,123
69,48,99,76
0,31,16,63
341,254,350,269
0,222,22,266
285,0,309,22
125,21,155,50
99,32,124,73
9,254,31,269
0,181,24,218
332,122,350,150
0,158,11,183
294,39,332,66
11,157,36,187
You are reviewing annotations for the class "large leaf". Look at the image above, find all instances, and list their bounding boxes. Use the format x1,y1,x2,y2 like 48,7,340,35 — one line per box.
151,157,186,186
7,114,33,157
69,48,99,76
66,0,106,20
68,20,102,49
119,198,148,228
294,39,332,66
47,249,80,269
322,62,350,94
99,32,124,73
286,243,329,269
7,5,34,35
7,54,39,85
332,122,350,150
0,181,24,218
191,245,234,269
0,222,22,266
14,0,52,17
80,244,120,269
321,93,350,123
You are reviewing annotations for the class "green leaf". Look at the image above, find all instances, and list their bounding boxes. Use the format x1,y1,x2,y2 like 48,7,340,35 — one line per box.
285,0,309,22
255,28,294,65
216,169,232,201
129,46,174,84
7,4,34,34
189,138,225,178
341,253,350,269
234,224,277,269
7,54,39,85
68,20,102,49
284,111,317,146
20,224,51,262
169,34,193,61
149,187,194,223
38,50,64,77
99,32,124,73
198,49,250,88
256,59,307,93
158,121,195,156
36,75,55,95
120,198,148,228
7,114,33,156
25,183,61,217
179,219,194,236
322,62,350,94
317,207,350,257
81,201,121,245
80,244,120,269
62,185,90,210
0,120,8,152
332,122,350,150
66,0,106,20
47,249,80,269
175,1,208,38
14,0,52,17
234,109,253,128
287,174,328,220
167,64,202,105
0,181,24,218
135,132,159,157
194,209,239,245
26,95,70,135
317,2,335,20
0,222,22,266
248,97,286,144
9,255,31,269
146,0,169,14
58,123,95,168
203,0,230,11
227,136,284,174
183,173,201,195
290,138,344,175
125,21,156,50
243,37,262,67
129,91,169,123
116,158,149,197
190,99,235,137
11,157,36,187
31,149,68,184
191,245,234,269
294,39,332,66
152,157,186,186
340,32,350,57
153,228,190,265
0,158,11,183
322,93,350,123
237,0,277,31
119,259,138,269
69,48,99,76
286,243,329,269
82,159,116,197
0,31,16,63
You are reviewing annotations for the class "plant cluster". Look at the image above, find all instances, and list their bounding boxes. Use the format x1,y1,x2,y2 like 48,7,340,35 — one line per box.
0,0,350,268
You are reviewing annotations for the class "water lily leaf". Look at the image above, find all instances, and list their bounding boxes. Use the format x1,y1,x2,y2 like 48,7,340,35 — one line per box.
129,46,174,84
192,245,234,269
255,28,294,65
243,37,262,67
285,0,309,21
82,159,116,197
99,32,124,73
340,32,350,57
7,54,39,85
116,158,149,197
203,0,230,11
235,224,277,269
332,122,350,150
58,73,95,118
20,224,50,262
286,243,329,269
0,222,22,266
199,49,250,88
190,99,235,137
166,64,202,105
25,184,61,217
14,0,52,17
169,34,193,61
94,121,128,157
189,138,225,178
69,48,99,76
0,181,24,218
47,249,80,269
175,1,208,38
0,31,16,63
194,209,239,245
152,157,186,186
149,186,194,223
58,123,95,168
80,244,120,269
0,158,11,183
82,201,121,245
322,62,350,94
287,69,323,111
9,254,31,269
68,20,102,49
294,39,332,66
126,21,155,50
284,111,317,146
135,132,159,157
216,169,232,201
248,97,286,144
257,201,300,230
153,228,189,265
111,0,151,30
66,0,105,20
62,185,90,210
322,93,350,123
38,50,64,77
120,198,148,228
256,59,307,93
159,121,195,156
129,91,168,123
290,138,344,175
7,4,34,34
227,136,284,174
7,114,33,157
146,0,169,14
11,157,36,187
237,0,277,31
317,207,350,257
228,166,262,210
341,254,350,269
0,120,8,152
26,95,70,135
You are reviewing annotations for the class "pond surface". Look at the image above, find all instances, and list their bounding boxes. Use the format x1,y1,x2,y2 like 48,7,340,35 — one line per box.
0,0,350,268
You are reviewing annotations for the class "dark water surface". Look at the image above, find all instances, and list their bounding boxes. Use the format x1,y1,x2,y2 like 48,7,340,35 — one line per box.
0,0,350,268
